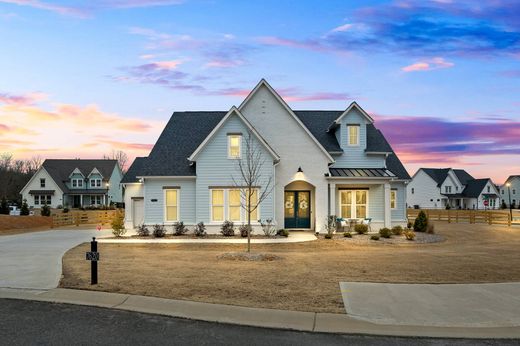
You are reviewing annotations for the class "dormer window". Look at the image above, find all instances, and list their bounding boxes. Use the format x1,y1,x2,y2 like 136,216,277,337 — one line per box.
72,179,83,188
445,186,452,193
90,179,102,188
347,124,359,146
228,134,241,159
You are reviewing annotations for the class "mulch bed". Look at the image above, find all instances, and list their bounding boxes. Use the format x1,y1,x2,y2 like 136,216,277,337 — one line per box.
109,234,287,240
320,232,444,244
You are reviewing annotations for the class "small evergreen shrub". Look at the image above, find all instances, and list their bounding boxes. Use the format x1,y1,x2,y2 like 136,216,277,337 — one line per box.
413,211,428,232
41,203,51,217
173,221,188,236
370,234,380,241
445,204,451,210
0,197,8,215
343,232,352,238
324,233,333,239
407,221,412,229
391,225,404,235
194,222,206,237
220,220,235,236
379,227,392,238
354,224,368,234
426,223,435,234
277,229,289,237
152,224,166,238
62,207,69,213
239,224,252,237
404,230,416,241
111,211,126,237
20,199,29,215
501,200,507,209
136,224,150,237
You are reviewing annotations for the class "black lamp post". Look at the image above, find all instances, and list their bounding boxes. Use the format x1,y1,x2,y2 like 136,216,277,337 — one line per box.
506,182,513,221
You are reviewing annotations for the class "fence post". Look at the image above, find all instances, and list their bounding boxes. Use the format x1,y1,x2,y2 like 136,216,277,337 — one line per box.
50,214,55,229
508,213,512,227
488,212,492,225
448,211,451,223
455,211,459,223
75,212,80,226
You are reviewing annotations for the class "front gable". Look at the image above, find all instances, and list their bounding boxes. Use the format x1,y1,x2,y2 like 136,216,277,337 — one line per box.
441,170,463,193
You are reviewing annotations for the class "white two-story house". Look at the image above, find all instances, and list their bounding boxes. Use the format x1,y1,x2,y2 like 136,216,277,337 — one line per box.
500,175,520,208
122,79,410,232
20,159,123,209
407,168,500,209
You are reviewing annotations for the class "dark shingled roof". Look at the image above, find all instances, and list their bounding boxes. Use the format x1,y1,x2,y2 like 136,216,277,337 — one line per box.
123,109,411,181
42,159,118,194
422,168,475,187
121,157,148,184
462,178,491,198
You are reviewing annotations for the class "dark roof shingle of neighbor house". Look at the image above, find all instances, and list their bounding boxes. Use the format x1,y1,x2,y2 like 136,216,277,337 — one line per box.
462,178,492,198
422,168,475,187
123,110,411,181
42,159,118,193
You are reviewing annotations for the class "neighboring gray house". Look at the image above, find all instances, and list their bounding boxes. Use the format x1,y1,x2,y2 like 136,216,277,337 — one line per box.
20,159,123,209
407,168,500,209
122,79,410,232
500,175,520,208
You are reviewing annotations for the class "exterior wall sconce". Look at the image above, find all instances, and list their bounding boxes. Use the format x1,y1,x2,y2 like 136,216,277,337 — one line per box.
297,167,303,173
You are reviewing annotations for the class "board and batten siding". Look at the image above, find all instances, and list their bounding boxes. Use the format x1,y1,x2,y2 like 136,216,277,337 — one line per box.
144,178,196,224
331,108,386,169
21,168,64,208
107,166,123,203
406,169,444,208
195,113,275,225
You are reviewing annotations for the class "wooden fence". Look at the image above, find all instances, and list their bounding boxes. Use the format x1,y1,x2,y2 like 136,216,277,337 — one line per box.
407,209,520,226
51,210,120,228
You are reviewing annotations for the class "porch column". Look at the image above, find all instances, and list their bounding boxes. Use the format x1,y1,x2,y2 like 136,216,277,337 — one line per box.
80,194,83,207
384,183,391,228
329,183,336,216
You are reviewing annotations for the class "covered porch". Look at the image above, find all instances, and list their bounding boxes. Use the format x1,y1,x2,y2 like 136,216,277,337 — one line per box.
65,190,109,208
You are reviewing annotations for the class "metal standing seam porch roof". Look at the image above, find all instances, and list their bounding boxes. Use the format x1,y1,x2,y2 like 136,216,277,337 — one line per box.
328,168,396,178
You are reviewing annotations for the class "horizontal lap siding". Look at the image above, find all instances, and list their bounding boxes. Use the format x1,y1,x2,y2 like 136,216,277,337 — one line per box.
391,182,406,220
195,114,274,224
368,185,384,222
144,179,196,224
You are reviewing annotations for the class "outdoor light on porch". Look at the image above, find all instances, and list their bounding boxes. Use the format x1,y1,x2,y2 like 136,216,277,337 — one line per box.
297,167,303,173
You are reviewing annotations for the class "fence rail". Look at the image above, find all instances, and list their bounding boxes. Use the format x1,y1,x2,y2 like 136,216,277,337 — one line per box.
51,210,120,228
407,209,520,226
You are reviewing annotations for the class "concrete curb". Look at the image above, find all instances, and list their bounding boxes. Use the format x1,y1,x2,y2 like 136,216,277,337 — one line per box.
1,287,519,339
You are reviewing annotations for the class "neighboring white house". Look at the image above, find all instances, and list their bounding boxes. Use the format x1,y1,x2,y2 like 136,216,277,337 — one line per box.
20,159,123,209
407,168,500,209
122,79,411,233
500,175,520,208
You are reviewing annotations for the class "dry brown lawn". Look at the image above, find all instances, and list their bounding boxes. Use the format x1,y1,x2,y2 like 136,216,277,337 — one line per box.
60,223,520,313
0,215,52,236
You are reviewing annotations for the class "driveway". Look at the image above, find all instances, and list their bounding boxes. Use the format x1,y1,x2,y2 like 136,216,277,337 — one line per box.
0,228,112,289
340,282,520,328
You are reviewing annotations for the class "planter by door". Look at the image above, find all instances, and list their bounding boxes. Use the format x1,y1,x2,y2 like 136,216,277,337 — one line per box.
284,191,311,228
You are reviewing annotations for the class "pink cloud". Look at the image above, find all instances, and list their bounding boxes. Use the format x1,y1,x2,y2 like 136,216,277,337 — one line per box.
401,57,455,72
0,0,89,17
0,91,46,106
152,60,183,70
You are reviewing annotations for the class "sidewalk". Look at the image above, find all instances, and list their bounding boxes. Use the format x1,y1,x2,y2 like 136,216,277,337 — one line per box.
1,287,519,339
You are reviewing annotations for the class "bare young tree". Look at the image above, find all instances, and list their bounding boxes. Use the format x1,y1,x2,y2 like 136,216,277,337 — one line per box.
103,150,129,173
232,131,274,253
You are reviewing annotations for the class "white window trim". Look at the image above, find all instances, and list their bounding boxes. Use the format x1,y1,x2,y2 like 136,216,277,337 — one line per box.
390,190,397,210
40,178,46,188
163,189,180,223
227,135,242,159
209,188,261,224
339,190,369,219
90,178,102,188
72,178,83,188
347,125,360,146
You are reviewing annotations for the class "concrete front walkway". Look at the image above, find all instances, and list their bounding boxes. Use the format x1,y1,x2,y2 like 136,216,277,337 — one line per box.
0,228,112,289
340,282,520,328
1,287,519,339
98,232,316,244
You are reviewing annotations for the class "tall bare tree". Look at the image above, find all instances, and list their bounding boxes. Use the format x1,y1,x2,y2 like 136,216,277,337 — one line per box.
232,131,274,253
103,150,129,173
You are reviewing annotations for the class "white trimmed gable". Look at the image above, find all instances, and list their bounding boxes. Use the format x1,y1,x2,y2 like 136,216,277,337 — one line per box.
68,167,84,178
88,167,103,178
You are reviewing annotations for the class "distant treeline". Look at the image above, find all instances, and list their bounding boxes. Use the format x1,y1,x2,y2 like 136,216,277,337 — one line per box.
0,153,42,204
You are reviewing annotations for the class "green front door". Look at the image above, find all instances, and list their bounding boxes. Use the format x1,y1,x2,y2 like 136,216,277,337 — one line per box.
284,191,311,229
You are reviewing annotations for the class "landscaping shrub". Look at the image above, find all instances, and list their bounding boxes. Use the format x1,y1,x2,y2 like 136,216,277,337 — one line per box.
152,224,166,238
0,197,8,215
426,223,435,234
370,234,380,241
20,199,29,215
354,224,368,234
277,229,289,237
379,227,392,238
194,222,206,237
260,219,276,237
413,211,428,232
41,203,51,217
324,233,333,239
391,225,404,236
501,200,507,209
407,221,412,229
136,224,150,237
445,204,451,210
343,232,352,238
173,221,188,236
325,215,336,237
220,220,235,236
62,207,69,213
239,224,253,238
404,230,416,241
111,211,126,237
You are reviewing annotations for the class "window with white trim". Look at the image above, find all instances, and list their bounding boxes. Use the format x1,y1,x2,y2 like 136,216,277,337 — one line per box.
228,189,241,222
228,135,241,159
411,187,415,194
90,179,102,188
40,178,45,188
211,188,259,222
211,189,224,222
347,125,359,146
34,195,51,205
445,186,452,193
340,190,367,219
71,178,83,188
165,189,178,222
91,195,102,205
390,190,397,209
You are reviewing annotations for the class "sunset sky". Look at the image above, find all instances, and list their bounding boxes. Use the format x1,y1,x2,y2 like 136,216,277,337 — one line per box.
0,0,519,183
